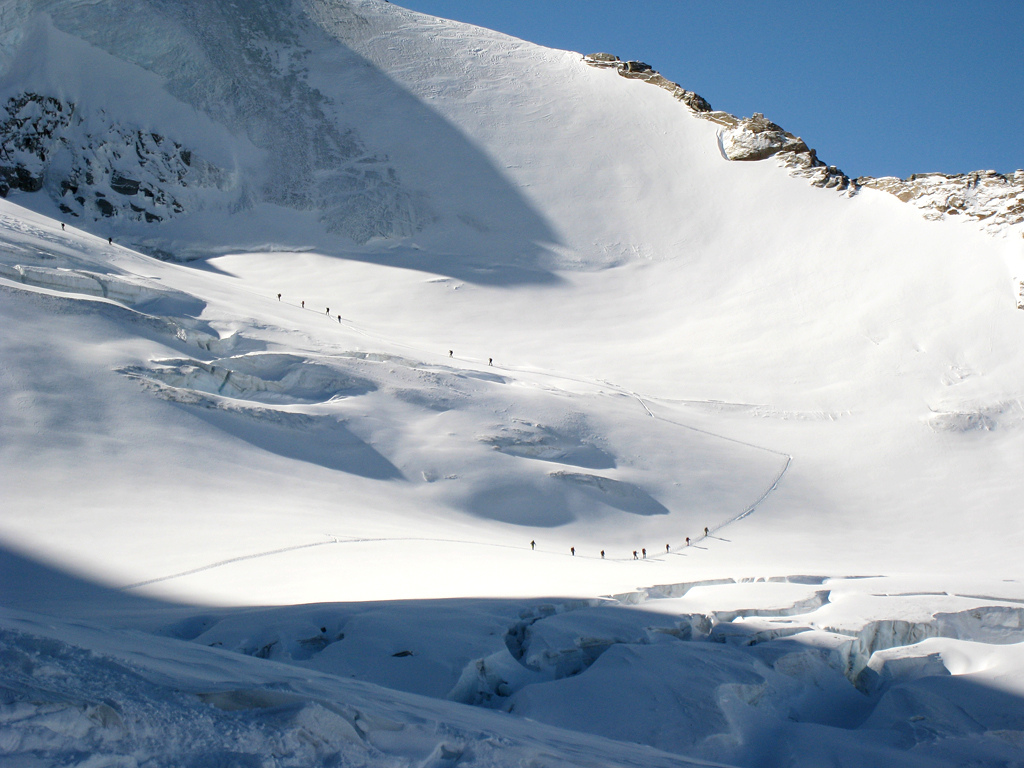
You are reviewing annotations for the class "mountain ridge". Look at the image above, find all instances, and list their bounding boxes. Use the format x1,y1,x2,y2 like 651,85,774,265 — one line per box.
583,52,1024,235
2,3,1024,765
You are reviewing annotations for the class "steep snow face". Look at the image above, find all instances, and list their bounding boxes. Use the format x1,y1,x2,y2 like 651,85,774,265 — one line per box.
0,1,431,249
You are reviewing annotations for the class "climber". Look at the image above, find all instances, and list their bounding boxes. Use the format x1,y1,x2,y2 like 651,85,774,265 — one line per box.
570,546,575,556
686,537,690,546
666,544,670,553
633,550,638,560
488,358,493,366
601,550,605,559
338,315,342,323
277,293,281,301
107,237,112,245
326,307,330,314
449,350,453,358
61,223,65,231
642,548,646,559
704,527,709,536
530,540,535,550
301,300,305,308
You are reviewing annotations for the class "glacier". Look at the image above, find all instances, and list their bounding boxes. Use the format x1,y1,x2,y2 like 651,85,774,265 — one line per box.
1,1,1023,766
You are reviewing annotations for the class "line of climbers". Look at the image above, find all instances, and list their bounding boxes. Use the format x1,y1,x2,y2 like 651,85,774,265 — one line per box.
277,294,500,363
278,293,344,323
531,533,713,560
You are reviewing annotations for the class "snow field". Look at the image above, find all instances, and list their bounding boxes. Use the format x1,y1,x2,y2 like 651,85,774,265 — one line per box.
1,0,1023,765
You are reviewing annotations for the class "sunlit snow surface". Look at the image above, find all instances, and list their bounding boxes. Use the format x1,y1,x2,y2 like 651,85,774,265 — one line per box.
1,0,1024,766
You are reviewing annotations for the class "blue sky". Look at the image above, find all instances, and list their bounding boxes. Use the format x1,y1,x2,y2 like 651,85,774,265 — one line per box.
394,1,1022,179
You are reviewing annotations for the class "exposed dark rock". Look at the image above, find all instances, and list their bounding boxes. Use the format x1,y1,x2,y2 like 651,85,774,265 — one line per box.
582,53,1024,223
95,197,116,217
0,92,223,224
582,54,712,114
620,61,653,74
0,165,43,196
110,174,141,196
583,55,855,194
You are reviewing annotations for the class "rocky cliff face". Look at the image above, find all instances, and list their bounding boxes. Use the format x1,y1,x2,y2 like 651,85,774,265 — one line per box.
0,93,226,223
584,53,1023,234
0,0,429,247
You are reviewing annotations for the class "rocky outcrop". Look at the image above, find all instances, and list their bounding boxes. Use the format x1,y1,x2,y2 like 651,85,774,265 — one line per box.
713,112,854,191
0,92,225,223
583,54,1022,227
0,93,73,196
857,170,1024,233
717,112,808,162
583,54,711,113
583,55,852,192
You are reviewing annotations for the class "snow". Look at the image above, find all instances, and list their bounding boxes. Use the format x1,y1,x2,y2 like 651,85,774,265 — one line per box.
1,1,1023,766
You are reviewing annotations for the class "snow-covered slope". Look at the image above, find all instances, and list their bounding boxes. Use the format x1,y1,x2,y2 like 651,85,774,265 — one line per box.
1,1,1023,766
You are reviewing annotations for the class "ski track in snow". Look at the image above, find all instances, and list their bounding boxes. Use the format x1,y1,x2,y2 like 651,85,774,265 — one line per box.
121,535,665,591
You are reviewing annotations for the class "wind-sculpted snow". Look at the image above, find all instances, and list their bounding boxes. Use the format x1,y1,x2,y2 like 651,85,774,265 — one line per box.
5,538,1024,767
123,353,376,405
480,420,615,469
463,473,670,527
122,375,403,480
0,261,204,316
926,400,1024,432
